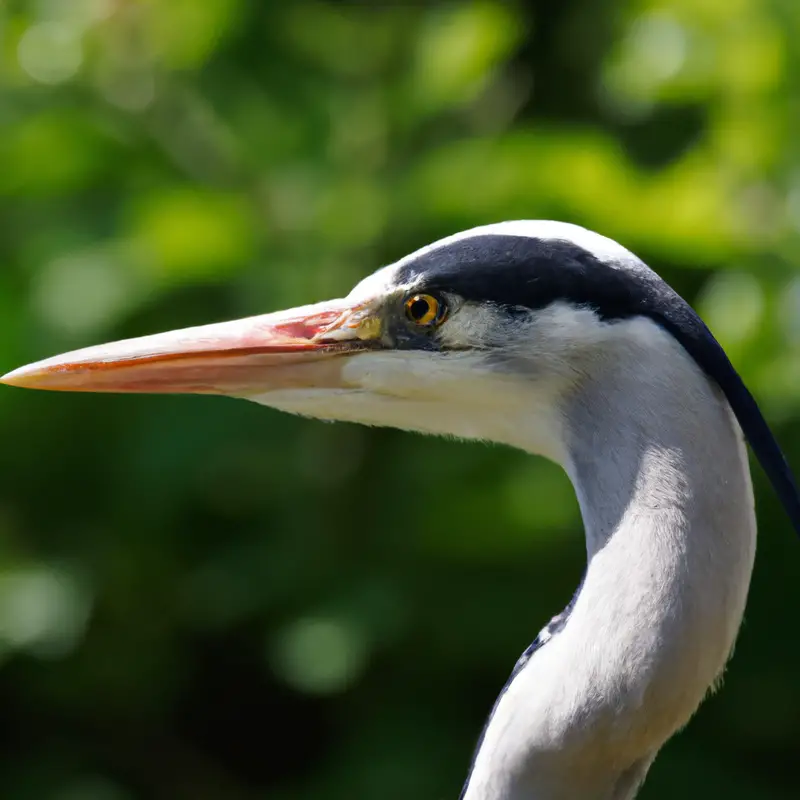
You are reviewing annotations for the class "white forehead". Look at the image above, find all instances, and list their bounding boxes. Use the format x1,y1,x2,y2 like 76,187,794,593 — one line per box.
347,220,635,301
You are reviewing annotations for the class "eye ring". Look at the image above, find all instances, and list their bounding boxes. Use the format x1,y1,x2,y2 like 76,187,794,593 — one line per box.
404,293,447,327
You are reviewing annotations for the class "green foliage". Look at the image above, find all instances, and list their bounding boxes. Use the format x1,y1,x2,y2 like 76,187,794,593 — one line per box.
1,0,799,797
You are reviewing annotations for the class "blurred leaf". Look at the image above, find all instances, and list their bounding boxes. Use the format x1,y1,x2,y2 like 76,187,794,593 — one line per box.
125,188,256,282
144,0,243,69
0,110,118,196
409,1,526,113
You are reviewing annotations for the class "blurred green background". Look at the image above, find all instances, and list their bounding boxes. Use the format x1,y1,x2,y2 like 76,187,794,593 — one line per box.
1,0,799,798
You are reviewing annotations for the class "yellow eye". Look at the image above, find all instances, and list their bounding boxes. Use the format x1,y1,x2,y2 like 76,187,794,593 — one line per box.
404,294,447,327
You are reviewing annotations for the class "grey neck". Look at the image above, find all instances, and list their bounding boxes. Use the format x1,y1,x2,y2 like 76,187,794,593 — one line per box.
462,328,757,800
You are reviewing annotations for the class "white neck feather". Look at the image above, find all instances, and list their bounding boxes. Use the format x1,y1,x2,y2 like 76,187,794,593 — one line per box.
462,321,757,800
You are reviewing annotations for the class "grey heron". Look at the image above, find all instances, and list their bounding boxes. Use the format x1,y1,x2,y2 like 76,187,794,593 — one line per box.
3,220,799,799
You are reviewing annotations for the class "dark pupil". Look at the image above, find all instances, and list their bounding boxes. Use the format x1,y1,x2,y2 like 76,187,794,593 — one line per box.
410,298,431,321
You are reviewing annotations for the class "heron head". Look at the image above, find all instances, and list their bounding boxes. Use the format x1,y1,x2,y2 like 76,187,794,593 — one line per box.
3,222,642,460
4,219,798,526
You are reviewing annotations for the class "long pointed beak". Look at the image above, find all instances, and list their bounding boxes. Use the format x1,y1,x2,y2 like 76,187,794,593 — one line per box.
0,299,383,396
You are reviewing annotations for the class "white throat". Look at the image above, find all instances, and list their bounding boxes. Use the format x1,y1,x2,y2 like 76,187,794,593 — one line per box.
461,320,757,800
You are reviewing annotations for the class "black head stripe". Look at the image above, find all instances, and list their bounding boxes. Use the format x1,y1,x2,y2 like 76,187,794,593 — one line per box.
397,233,800,537
396,235,661,320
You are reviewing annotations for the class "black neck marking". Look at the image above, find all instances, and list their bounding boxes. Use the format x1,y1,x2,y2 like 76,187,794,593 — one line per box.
457,581,583,800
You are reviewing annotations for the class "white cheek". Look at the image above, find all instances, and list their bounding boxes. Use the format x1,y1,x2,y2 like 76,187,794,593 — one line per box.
339,352,568,461
341,352,484,399
246,386,497,444
437,304,507,349
250,388,384,425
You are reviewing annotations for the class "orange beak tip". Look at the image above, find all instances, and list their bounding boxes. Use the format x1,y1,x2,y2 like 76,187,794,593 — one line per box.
0,361,71,391
1,365,37,389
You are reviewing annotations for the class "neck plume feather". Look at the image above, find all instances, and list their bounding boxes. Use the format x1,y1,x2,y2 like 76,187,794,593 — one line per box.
461,325,756,800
